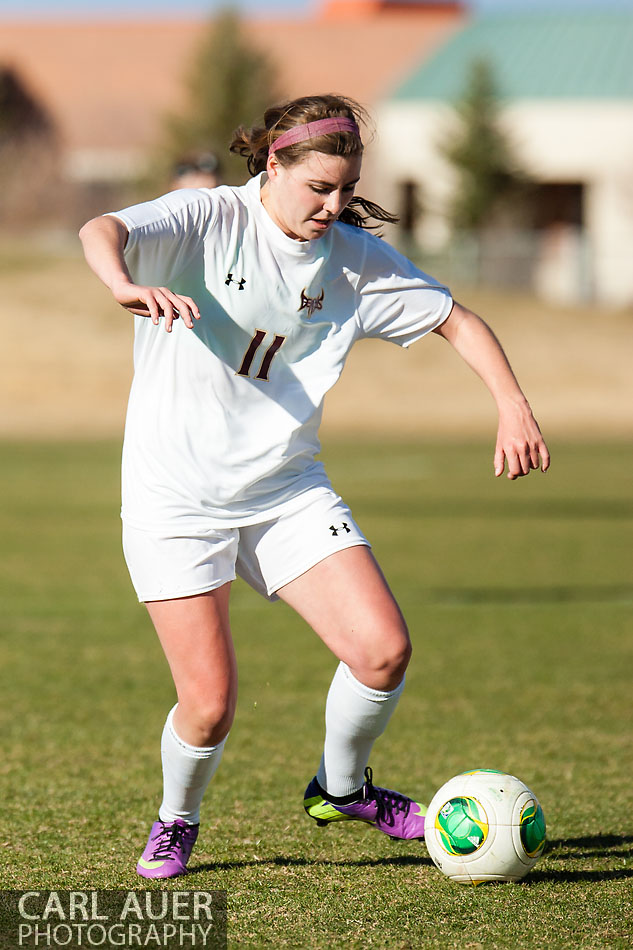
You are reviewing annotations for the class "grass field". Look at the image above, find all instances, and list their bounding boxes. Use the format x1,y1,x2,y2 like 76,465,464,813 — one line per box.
1,437,632,948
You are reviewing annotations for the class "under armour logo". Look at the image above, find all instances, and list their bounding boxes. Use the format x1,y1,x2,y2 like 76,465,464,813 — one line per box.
299,287,324,318
226,273,246,289
330,523,351,537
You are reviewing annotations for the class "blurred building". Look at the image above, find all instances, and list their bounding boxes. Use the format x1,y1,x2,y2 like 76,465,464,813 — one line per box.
377,10,633,306
1,2,633,305
0,1,464,206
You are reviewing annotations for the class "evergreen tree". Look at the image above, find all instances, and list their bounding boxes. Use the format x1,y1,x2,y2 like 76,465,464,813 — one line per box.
0,67,55,145
160,9,280,186
0,67,61,226
442,58,530,231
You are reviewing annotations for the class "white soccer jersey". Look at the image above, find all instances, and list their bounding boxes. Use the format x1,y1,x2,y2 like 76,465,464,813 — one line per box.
110,173,453,530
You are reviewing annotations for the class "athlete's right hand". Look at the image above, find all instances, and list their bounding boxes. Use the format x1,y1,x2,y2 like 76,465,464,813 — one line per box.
110,279,201,333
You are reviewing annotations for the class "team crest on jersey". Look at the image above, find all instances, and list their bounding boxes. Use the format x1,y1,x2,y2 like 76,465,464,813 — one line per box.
298,287,325,318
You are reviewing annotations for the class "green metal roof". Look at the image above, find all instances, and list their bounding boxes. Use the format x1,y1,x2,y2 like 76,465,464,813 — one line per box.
392,11,633,100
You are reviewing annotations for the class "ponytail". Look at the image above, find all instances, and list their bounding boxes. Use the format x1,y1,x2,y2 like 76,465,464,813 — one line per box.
230,94,398,231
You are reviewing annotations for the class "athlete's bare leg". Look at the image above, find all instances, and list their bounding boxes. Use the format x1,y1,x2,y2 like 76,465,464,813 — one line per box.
145,584,237,747
277,546,411,690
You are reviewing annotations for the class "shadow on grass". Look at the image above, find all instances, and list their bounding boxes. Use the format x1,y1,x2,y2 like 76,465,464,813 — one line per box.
526,867,633,883
365,497,633,523
546,833,633,861
525,834,633,884
189,835,633,883
189,854,433,875
431,584,633,606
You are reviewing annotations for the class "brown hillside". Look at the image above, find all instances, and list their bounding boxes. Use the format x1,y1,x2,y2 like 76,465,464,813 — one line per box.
1,241,630,442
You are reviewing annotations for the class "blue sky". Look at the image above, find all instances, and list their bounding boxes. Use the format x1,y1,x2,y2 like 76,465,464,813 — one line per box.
2,0,633,17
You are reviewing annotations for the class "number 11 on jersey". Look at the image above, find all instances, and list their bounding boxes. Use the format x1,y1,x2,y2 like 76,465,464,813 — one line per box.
236,329,286,381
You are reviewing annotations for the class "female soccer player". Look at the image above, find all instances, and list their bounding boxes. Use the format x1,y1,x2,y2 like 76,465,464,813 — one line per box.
79,94,549,879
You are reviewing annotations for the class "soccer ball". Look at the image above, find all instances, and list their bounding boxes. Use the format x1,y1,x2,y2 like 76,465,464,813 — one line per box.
424,769,546,884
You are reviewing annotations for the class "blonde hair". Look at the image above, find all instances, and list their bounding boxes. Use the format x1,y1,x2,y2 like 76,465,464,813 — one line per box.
230,94,397,231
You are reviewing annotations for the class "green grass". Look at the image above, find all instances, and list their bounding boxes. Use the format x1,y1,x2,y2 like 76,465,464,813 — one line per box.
1,439,632,948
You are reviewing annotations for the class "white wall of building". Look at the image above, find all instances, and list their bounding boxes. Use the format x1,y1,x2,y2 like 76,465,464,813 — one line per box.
375,99,633,306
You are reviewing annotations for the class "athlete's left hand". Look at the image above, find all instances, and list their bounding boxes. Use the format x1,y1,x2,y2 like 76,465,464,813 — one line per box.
494,399,550,479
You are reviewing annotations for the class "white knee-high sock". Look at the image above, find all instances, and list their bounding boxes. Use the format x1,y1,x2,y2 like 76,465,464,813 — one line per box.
316,662,405,798
158,705,226,825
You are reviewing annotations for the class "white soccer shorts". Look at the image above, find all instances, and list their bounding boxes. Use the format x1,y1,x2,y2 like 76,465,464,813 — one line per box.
122,489,369,602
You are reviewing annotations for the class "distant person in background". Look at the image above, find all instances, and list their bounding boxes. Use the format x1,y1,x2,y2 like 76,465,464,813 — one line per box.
169,151,222,190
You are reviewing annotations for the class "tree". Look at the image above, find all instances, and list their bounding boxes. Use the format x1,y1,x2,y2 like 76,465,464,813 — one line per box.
159,9,280,186
0,66,54,145
442,58,531,232
0,67,62,226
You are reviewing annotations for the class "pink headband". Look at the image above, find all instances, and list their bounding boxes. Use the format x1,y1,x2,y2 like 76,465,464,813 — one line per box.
269,117,361,154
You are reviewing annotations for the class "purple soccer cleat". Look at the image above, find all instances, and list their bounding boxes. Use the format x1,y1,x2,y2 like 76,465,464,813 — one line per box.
304,766,426,840
136,818,199,879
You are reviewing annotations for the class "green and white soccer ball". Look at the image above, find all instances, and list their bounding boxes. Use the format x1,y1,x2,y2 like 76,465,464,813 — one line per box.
424,770,546,884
